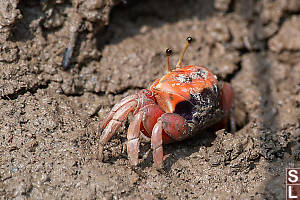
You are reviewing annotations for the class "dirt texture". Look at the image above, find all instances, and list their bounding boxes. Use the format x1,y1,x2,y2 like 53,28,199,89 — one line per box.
1,0,300,199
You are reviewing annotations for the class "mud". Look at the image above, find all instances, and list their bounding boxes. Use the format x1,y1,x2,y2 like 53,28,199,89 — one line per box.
0,0,299,199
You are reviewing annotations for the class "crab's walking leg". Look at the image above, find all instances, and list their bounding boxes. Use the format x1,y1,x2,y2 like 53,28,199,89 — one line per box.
127,112,142,166
151,120,164,169
99,101,137,161
151,113,191,169
220,82,236,133
100,94,137,130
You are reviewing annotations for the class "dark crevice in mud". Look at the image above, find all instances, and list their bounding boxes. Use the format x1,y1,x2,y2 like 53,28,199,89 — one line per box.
9,1,43,42
279,11,300,28
223,42,266,83
222,60,242,83
21,185,33,197
226,0,236,13
1,81,50,100
63,93,85,97
277,49,300,56
90,109,101,118
96,26,114,53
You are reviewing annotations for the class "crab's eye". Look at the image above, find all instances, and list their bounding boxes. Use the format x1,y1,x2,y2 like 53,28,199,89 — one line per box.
166,48,172,56
186,37,193,43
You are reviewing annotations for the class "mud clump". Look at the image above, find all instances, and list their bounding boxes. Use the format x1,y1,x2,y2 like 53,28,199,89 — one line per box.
1,0,300,199
269,16,300,52
0,0,22,41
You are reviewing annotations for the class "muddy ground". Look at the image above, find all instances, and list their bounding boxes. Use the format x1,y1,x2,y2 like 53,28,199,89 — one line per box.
0,0,300,199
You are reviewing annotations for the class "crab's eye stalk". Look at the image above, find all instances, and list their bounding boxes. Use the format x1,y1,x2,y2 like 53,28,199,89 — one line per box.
176,36,193,68
165,48,172,72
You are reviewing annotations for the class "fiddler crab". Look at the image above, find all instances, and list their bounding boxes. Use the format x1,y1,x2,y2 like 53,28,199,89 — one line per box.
99,37,235,169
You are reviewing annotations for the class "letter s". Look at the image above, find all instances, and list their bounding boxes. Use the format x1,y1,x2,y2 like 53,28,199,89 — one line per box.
288,170,299,183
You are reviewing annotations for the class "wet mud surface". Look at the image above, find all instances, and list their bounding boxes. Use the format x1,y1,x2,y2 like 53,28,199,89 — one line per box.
1,0,300,199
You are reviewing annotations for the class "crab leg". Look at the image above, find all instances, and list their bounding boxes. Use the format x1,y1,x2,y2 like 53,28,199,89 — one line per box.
127,112,143,166
220,82,236,133
99,100,137,161
100,94,138,130
151,113,191,168
151,120,164,169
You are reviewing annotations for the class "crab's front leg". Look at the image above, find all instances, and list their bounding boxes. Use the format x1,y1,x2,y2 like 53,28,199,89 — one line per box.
127,103,165,166
151,113,191,169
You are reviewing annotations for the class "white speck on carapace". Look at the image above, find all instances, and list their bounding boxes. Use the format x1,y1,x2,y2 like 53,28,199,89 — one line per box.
176,74,191,83
190,69,208,80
